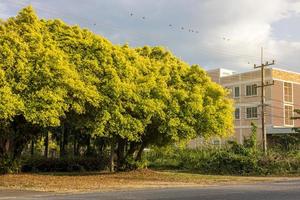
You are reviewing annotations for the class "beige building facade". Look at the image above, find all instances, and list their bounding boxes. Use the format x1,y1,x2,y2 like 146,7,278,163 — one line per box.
207,68,300,144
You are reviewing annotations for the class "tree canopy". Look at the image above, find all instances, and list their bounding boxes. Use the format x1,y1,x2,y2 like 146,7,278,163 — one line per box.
0,7,234,171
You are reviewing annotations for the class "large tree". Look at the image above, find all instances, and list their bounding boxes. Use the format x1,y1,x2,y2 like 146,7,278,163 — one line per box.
0,7,99,160
0,7,234,171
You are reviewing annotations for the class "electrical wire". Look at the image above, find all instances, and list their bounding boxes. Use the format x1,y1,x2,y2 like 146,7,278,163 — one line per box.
4,0,300,70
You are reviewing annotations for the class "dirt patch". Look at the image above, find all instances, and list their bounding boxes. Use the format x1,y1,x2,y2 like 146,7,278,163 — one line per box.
0,169,298,193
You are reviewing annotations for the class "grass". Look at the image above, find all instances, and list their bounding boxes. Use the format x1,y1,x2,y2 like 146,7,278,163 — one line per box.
1,169,299,193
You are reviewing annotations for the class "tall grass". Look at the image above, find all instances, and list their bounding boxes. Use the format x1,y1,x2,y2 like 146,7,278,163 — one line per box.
145,144,300,175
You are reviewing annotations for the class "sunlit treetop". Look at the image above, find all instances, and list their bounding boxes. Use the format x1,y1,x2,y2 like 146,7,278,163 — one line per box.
0,7,234,144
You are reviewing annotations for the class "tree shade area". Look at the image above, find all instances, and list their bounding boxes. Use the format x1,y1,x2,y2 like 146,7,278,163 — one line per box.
0,7,234,173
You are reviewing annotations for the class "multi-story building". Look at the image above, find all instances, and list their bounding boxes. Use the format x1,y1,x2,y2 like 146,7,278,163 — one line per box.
207,68,300,144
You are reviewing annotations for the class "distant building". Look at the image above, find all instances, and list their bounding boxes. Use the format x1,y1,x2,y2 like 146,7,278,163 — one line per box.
206,68,300,144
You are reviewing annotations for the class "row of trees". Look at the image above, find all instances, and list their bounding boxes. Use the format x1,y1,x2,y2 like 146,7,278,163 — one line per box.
0,7,234,171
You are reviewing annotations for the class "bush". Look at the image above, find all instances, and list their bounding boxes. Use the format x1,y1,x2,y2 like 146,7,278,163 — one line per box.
0,155,21,174
146,146,183,169
179,147,261,175
204,150,261,175
145,144,300,175
118,157,149,171
21,156,109,172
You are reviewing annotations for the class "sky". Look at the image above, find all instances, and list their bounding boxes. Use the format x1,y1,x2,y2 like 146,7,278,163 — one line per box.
1,0,300,72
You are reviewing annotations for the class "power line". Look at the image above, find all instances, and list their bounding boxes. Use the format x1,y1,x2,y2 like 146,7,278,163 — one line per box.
3,0,268,63
5,0,300,71
4,2,249,74
7,0,163,44
253,47,275,153
230,96,300,108
8,1,243,59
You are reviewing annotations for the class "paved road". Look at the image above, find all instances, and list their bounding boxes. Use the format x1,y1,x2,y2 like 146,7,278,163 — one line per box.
1,180,300,200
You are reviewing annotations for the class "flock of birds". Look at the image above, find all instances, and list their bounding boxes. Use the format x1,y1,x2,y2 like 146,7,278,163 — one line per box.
90,12,231,42
130,12,200,35
129,12,232,42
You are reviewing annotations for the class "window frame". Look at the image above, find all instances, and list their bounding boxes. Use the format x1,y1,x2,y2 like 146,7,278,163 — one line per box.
235,107,240,120
246,107,258,119
284,82,293,103
234,86,240,98
284,104,294,127
245,84,258,97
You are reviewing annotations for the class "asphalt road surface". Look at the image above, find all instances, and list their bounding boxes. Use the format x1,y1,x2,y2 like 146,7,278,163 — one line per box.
1,180,300,200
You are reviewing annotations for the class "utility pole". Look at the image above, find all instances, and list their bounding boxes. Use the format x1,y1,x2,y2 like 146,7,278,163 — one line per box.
254,47,275,154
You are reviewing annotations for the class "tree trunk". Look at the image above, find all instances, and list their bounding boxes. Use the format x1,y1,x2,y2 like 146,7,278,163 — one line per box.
116,138,126,170
98,139,105,154
86,135,92,156
30,139,34,157
76,142,80,156
109,139,115,172
135,142,147,162
125,142,139,160
44,132,49,158
0,139,9,156
60,124,68,158
73,131,77,157
75,129,82,157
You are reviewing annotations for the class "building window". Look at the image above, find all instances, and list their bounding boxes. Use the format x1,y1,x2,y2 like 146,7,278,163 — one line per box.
284,82,293,103
235,108,240,120
284,105,294,126
246,107,258,119
234,86,240,98
246,84,257,96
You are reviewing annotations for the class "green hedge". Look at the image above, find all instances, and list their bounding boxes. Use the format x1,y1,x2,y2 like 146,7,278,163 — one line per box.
21,156,109,172
146,145,300,175
0,155,21,174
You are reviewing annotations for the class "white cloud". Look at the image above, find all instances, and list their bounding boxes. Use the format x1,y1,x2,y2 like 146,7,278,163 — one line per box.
0,2,9,19
100,0,300,71
1,0,300,72
178,0,300,71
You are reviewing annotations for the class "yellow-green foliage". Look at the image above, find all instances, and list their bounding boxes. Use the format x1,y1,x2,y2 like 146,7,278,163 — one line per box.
0,7,234,149
0,7,100,126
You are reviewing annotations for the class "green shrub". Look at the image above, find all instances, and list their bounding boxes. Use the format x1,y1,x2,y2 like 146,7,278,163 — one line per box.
21,156,109,172
0,155,21,174
118,157,149,171
145,144,300,175
146,146,182,169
